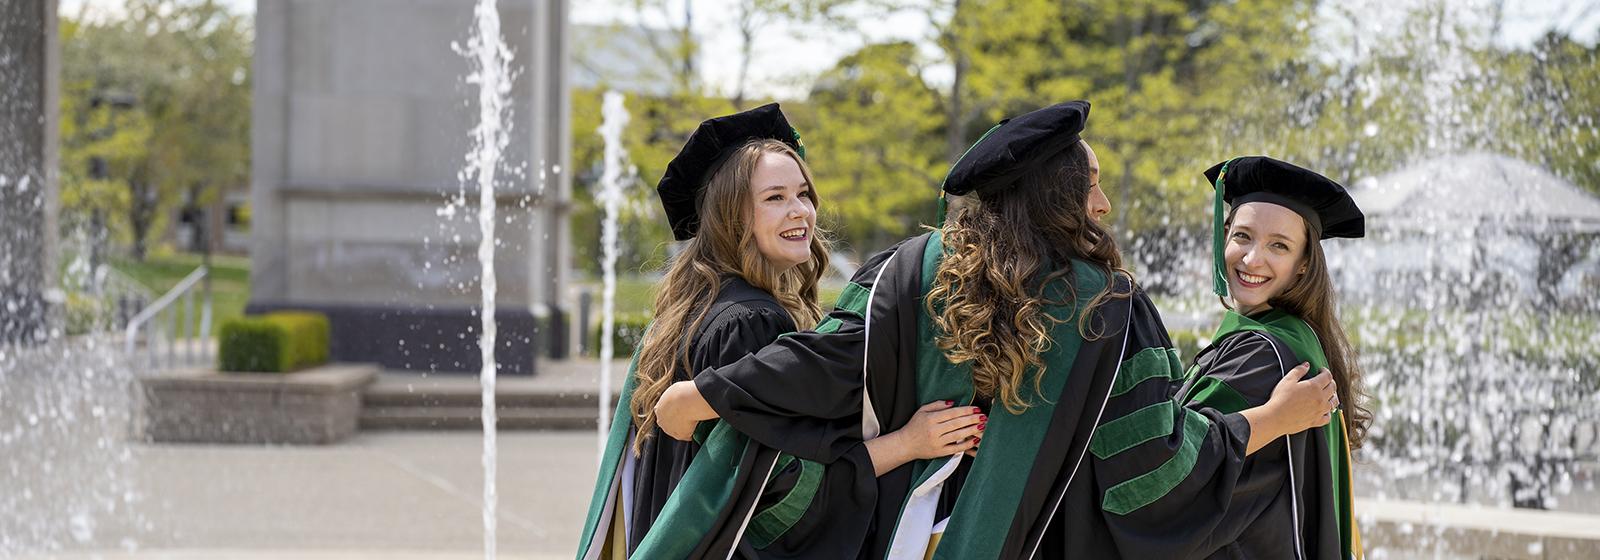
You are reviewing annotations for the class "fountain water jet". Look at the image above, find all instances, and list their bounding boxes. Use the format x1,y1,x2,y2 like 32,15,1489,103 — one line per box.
457,0,515,556
594,90,633,458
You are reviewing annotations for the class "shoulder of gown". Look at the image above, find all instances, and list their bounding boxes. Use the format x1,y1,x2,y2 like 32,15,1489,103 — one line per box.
1187,328,1304,408
689,277,798,372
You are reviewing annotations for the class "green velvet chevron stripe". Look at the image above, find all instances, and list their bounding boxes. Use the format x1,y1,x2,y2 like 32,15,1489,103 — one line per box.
1090,400,1176,460
1102,407,1210,515
1109,346,1184,397
835,281,870,317
746,455,824,548
812,317,844,334
1181,373,1253,415
1089,345,1187,461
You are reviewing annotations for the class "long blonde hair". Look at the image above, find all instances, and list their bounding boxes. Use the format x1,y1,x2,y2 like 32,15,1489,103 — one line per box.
630,139,830,453
927,142,1129,414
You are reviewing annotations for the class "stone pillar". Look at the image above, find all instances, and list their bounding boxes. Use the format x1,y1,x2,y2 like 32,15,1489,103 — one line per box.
248,0,571,374
248,0,290,306
531,0,573,359
0,0,60,344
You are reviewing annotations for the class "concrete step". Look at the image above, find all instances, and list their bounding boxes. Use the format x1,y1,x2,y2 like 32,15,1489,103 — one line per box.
359,405,601,431
356,363,629,431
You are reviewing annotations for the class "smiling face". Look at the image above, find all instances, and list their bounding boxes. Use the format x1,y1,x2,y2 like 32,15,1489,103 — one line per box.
748,152,817,271
1224,202,1310,314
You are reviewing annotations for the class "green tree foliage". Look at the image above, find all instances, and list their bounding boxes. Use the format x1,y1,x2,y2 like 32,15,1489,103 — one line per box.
59,0,251,260
570,88,737,276
803,42,945,253
569,0,1598,274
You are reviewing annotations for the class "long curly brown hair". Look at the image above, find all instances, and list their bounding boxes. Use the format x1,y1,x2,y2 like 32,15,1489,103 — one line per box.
630,139,830,455
926,141,1129,414
1228,210,1373,450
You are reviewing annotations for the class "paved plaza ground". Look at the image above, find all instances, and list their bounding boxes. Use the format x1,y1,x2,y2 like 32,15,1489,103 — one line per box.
24,431,597,560
4,344,1597,559
8,429,1596,560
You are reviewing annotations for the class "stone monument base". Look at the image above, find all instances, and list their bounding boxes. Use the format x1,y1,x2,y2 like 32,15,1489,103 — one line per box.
140,363,377,444
246,301,540,375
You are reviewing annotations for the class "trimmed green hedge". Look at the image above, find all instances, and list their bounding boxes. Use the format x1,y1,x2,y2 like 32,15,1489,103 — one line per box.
219,311,331,373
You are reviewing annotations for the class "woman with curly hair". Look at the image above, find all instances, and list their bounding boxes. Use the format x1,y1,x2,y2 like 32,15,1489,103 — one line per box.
653,101,1340,559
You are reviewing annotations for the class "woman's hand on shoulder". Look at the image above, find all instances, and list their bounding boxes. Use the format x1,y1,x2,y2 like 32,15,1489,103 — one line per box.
1265,363,1338,435
1239,363,1336,455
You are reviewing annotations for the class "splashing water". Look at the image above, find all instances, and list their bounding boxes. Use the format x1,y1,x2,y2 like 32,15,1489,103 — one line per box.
1137,1,1600,553
0,336,145,556
455,0,514,556
595,91,633,458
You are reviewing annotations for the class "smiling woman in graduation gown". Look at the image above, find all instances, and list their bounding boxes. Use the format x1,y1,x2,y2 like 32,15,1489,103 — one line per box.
1167,156,1372,559
652,102,1341,559
574,104,880,559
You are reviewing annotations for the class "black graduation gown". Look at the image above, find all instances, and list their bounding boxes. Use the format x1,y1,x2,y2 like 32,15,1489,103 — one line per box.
1164,317,1353,559
694,232,1292,559
579,276,877,559
628,278,794,548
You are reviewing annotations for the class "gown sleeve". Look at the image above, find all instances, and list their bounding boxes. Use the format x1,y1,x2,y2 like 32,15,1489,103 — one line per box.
692,240,912,463
685,288,880,558
1087,300,1301,557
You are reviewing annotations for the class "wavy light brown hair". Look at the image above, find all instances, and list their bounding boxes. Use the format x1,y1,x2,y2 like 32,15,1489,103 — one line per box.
927,141,1129,414
1224,210,1373,450
630,139,830,454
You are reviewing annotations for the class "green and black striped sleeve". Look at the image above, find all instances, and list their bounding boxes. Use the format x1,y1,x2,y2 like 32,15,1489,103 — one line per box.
1084,293,1290,557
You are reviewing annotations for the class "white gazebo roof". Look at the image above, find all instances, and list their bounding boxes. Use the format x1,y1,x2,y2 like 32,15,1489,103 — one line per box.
1350,152,1600,232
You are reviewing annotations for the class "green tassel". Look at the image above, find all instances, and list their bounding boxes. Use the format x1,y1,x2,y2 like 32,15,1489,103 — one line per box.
1211,159,1232,298
791,128,806,161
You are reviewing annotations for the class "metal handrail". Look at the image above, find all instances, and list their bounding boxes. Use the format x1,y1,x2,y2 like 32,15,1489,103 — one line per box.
124,266,211,370
100,265,156,301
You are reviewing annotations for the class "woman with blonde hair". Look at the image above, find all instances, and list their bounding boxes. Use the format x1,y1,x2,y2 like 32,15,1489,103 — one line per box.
576,104,983,559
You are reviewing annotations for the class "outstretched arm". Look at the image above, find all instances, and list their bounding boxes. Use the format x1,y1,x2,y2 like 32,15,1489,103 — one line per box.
655,317,871,463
